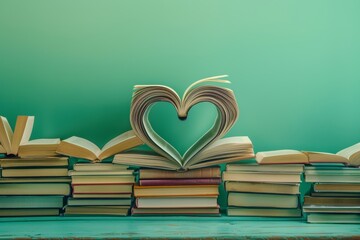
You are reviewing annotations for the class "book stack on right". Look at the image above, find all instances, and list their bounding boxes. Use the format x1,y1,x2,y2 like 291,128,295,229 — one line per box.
223,150,307,218
131,167,222,216
303,143,360,223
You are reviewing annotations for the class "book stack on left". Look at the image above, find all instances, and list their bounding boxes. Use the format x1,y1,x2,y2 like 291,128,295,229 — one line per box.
56,130,143,216
0,116,70,217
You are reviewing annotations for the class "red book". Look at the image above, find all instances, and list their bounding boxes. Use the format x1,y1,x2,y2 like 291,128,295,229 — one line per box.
139,178,221,186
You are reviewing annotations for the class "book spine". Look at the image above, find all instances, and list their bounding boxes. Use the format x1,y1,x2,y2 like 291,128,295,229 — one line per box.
139,178,221,186
140,167,221,179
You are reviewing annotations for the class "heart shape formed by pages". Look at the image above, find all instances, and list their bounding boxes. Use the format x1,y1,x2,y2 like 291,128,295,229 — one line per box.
129,75,242,170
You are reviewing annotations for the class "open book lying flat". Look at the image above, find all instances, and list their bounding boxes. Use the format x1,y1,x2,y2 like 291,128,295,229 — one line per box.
56,130,143,162
124,75,254,171
0,116,60,157
114,136,254,170
256,143,360,166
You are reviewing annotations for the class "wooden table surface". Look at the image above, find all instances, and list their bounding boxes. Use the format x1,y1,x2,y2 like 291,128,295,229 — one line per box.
0,216,359,239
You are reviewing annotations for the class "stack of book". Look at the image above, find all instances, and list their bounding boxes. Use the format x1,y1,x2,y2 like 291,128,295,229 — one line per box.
223,152,305,218
64,163,135,216
303,165,360,223
0,157,70,217
131,167,222,216
55,129,143,216
0,115,70,217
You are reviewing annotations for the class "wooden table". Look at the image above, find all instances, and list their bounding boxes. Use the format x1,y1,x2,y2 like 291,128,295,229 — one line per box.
0,216,359,239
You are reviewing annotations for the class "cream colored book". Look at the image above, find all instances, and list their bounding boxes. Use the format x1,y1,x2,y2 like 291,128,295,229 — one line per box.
56,130,143,162
256,143,360,166
0,116,34,155
304,142,360,166
113,76,254,171
17,138,61,158
1,168,68,178
256,150,308,164
0,116,60,157
225,182,300,195
0,183,70,195
228,192,299,208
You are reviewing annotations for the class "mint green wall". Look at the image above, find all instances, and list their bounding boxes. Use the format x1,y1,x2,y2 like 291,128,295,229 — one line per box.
1,0,359,154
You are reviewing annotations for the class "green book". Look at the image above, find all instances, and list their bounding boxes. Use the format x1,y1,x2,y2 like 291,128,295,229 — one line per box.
0,196,64,208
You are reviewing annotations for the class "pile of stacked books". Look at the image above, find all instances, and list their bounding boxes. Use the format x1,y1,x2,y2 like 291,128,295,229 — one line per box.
223,151,305,218
64,162,135,216
0,157,70,217
0,116,70,217
303,165,360,223
131,167,222,216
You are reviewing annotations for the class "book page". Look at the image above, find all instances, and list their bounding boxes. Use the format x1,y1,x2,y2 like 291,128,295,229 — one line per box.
304,151,348,164
0,144,6,154
56,136,101,161
23,138,61,146
257,150,308,164
11,116,34,154
0,116,13,154
98,130,143,160
337,143,360,166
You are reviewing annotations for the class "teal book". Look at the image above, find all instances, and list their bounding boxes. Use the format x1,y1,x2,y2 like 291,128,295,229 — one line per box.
0,196,64,208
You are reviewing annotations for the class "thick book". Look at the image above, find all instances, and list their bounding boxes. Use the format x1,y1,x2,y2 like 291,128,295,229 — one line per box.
72,184,133,194
225,182,300,195
72,193,132,199
0,209,60,217
139,178,221,186
0,183,70,195
313,183,360,192
131,207,220,216
138,167,221,179
227,207,302,217
73,163,129,171
305,174,360,183
135,196,218,208
222,171,302,183
71,175,135,185
256,150,308,164
228,192,299,208
1,168,68,177
0,116,60,156
56,130,143,161
64,206,129,216
307,213,360,223
303,205,360,213
18,139,60,158
67,198,131,206
310,192,360,197
114,76,254,171
134,185,219,197
68,170,133,176
226,163,304,173
0,196,64,208
256,143,360,166
0,177,71,183
0,157,68,168
304,196,360,206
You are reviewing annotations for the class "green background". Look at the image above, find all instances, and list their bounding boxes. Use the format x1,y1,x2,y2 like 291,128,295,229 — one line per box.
1,0,359,153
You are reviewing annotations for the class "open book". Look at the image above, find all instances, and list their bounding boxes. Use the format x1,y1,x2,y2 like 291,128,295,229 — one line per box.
256,143,360,166
113,76,254,170
56,130,143,161
0,116,60,157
